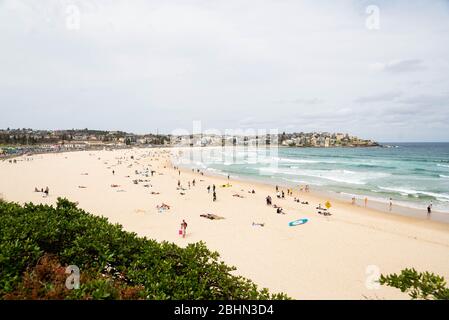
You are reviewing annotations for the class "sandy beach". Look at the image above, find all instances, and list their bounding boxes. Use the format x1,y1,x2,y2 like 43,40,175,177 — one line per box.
1,147,449,300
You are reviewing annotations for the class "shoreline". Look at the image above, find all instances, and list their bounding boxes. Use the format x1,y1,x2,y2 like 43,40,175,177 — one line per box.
176,161,449,232
172,147,449,224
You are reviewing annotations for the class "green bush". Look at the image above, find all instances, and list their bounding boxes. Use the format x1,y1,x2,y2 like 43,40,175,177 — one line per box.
380,268,449,300
0,198,289,300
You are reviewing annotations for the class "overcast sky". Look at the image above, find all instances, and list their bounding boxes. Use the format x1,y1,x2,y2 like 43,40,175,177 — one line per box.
1,0,449,141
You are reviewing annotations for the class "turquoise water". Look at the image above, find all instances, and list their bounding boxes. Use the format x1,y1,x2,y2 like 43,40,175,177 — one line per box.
176,143,449,213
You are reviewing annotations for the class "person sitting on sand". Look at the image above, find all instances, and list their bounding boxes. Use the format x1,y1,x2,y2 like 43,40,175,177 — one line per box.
34,187,40,192
276,207,284,214
233,194,244,198
276,191,281,199
157,203,170,210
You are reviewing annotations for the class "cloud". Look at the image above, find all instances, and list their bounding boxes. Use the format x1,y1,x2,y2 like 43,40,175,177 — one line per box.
399,93,449,108
354,91,402,103
371,59,425,73
274,98,324,105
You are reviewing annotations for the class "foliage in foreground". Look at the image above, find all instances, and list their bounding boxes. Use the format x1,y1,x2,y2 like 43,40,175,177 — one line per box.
380,268,449,300
0,198,289,300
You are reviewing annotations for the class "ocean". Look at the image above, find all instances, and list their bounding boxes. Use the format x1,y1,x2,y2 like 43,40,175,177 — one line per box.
175,143,449,214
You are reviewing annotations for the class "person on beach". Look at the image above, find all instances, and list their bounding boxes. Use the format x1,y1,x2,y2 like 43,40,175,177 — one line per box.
364,197,368,208
276,185,279,192
213,191,217,202
266,195,272,205
213,184,216,192
389,198,393,212
188,181,191,189
427,204,432,217
192,179,195,187
112,170,115,175
281,191,285,199
227,174,230,180
351,197,356,205
180,220,188,238
44,186,49,197
207,185,210,193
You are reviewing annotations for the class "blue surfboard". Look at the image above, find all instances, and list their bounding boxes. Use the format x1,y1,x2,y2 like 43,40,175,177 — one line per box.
288,218,308,227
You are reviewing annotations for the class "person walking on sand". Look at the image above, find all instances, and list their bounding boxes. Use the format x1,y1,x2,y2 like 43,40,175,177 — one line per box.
207,185,210,193
227,174,230,180
192,179,195,187
180,220,188,238
177,180,181,187
112,170,115,175
389,198,393,212
213,184,216,192
427,204,432,218
44,186,49,197
364,197,368,208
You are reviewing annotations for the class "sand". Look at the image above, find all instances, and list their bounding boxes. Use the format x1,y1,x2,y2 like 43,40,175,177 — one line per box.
1,147,449,300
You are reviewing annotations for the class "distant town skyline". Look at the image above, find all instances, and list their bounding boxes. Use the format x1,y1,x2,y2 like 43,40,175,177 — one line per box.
1,0,449,142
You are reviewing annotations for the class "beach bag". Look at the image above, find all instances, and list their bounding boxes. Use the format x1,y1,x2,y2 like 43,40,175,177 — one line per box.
179,229,183,235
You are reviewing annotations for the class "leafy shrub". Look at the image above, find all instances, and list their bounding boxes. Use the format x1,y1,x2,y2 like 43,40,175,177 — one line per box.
0,198,289,300
379,268,449,300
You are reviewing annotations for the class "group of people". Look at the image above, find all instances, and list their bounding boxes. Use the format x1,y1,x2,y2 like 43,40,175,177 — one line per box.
206,185,217,201
34,186,49,197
